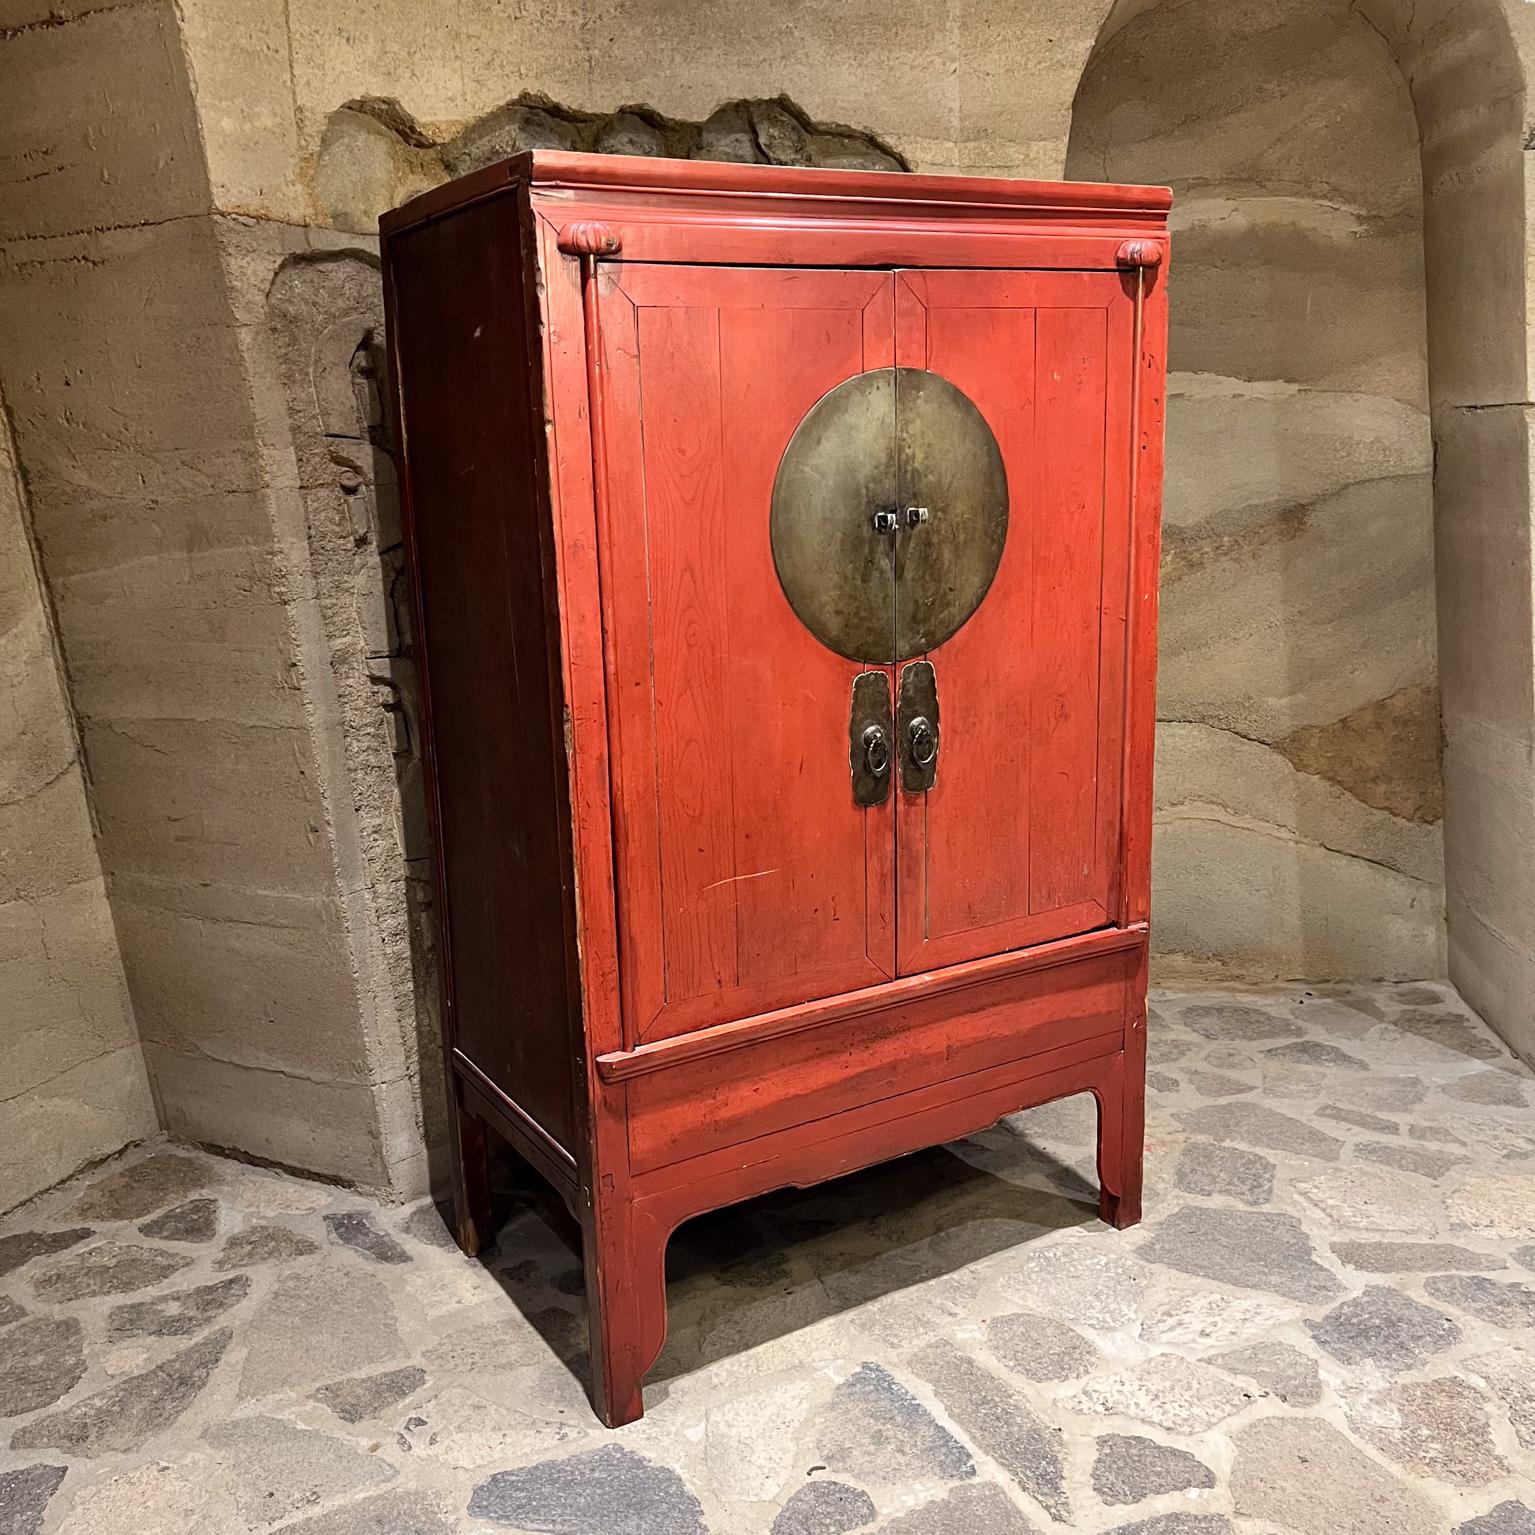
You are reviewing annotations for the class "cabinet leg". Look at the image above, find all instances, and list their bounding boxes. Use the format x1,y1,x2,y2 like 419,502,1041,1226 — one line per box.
583,1204,670,1428
449,1088,494,1257
1096,1020,1147,1231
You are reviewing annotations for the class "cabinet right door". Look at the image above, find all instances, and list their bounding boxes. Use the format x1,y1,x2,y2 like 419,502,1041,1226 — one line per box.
894,269,1137,976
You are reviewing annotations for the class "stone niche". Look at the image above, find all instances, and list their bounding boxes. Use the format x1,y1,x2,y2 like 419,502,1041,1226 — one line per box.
310,92,909,232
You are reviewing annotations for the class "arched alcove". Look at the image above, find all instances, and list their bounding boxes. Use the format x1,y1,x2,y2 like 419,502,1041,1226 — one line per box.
1068,0,1535,1062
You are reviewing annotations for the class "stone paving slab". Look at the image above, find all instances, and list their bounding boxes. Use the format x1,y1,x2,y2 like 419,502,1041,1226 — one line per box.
1,982,1533,1532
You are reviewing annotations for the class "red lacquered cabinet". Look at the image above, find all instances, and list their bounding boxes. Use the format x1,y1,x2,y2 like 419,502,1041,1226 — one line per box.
381,152,1170,1426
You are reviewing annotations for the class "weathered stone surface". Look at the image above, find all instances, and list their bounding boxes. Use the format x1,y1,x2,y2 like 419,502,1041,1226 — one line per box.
314,1366,426,1424
814,1363,973,1485
915,1342,1065,1521
1424,1273,1535,1327
1177,1103,1342,1161
1448,1173,1535,1239
1174,1141,1274,1205
1458,1502,1535,1535
993,1238,1153,1328
205,1413,396,1526
1138,1206,1341,1302
32,1241,191,1302
324,1212,410,1265
697,102,763,166
874,1484,1037,1534
1471,1347,1535,1450
0,1297,22,1330
1147,1070,1182,1093
213,1224,320,1271
1207,1340,1321,1407
770,1479,876,1535
0,1464,66,1535
71,1155,209,1222
0,1229,93,1280
469,1445,708,1532
273,1490,459,1535
1187,1068,1254,1098
1349,1377,1506,1486
1294,1164,1441,1233
1308,1285,1460,1372
47,1454,233,1535
1392,1009,1505,1061
1409,1123,1465,1145
399,1202,457,1251
1104,1515,1231,1535
1444,1071,1529,1107
139,1199,219,1243
1061,1355,1247,1433
983,1312,1099,1382
1232,1416,1441,1534
1265,1040,1369,1070
10,1329,229,1455
1092,1433,1215,1505
1331,1240,1503,1273
1355,1141,1465,1179
1179,1004,1303,1042
1318,1104,1399,1135
0,1317,84,1417
239,1266,402,1399
1518,1246,1535,1273
1140,1291,1298,1351
107,1275,250,1339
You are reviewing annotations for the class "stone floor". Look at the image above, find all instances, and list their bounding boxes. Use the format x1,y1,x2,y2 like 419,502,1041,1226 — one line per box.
3,983,1535,1535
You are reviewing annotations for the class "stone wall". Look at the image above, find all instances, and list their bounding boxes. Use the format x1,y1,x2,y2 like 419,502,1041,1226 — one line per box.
2,0,1534,1202
1069,0,1445,980
0,392,156,1211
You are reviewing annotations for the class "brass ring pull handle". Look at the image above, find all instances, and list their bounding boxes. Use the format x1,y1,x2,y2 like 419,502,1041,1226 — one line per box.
904,505,930,528
862,724,891,778
908,715,938,768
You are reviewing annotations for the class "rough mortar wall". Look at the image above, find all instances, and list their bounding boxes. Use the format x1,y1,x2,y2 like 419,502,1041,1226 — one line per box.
1069,0,1445,981
0,391,157,1212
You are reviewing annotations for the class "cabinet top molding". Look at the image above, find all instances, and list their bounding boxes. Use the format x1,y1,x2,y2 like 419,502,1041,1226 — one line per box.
380,149,1173,239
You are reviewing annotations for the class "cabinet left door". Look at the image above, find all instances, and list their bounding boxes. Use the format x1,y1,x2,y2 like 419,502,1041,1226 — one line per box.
596,266,898,1046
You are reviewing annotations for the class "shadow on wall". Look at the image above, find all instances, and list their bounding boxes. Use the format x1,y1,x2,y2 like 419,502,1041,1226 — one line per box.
310,92,908,233
269,97,912,1189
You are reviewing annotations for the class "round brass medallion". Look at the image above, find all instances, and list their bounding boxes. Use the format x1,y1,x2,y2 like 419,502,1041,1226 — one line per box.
769,367,1009,663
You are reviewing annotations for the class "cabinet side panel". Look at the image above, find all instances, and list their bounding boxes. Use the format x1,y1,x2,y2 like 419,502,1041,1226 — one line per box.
384,192,577,1156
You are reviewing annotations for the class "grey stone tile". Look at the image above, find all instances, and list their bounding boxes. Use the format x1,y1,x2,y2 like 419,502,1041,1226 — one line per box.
324,1213,411,1266
1354,1141,1466,1179
1104,1517,1231,1535
1423,1273,1535,1327
1206,1340,1321,1407
399,1202,457,1251
874,1483,1039,1533
31,1241,191,1302
313,1366,427,1424
1308,1285,1460,1372
10,1329,230,1456
468,1444,708,1533
982,1312,1099,1382
269,1490,459,1534
1348,1377,1505,1486
1264,1040,1369,1070
214,1224,320,1271
106,1274,250,1340
0,1229,93,1280
1444,1071,1529,1107
1179,1004,1303,1042
0,1297,22,1330
1091,1433,1215,1505
814,1363,974,1486
1458,1503,1535,1535
0,1464,66,1535
1331,1240,1503,1273
1318,1104,1399,1135
1061,1355,1248,1434
205,1413,397,1526
139,1199,219,1243
1174,1142,1274,1205
914,1341,1066,1521
771,1479,876,1535
1176,1103,1342,1162
70,1155,210,1222
0,1317,84,1416
1138,1206,1341,1303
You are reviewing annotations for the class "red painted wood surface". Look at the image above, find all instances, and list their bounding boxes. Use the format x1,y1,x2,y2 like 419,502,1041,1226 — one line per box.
380,152,1169,1430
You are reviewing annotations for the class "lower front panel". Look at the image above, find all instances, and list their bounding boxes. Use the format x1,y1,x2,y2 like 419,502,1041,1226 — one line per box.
623,933,1139,1174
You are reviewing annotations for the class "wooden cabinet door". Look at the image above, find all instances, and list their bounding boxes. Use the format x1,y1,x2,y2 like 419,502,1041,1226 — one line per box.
893,270,1136,975
596,266,897,1044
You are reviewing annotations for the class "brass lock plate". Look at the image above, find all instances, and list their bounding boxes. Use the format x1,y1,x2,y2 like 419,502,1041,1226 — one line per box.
898,660,940,793
849,670,894,807
770,367,1009,664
